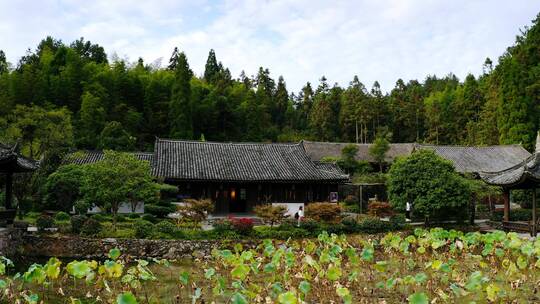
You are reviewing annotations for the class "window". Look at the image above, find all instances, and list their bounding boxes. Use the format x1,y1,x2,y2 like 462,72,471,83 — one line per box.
240,188,247,200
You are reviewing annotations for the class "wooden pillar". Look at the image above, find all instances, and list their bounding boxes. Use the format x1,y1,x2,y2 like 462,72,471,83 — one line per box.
503,189,510,222
533,188,537,237
5,172,13,210
469,194,476,226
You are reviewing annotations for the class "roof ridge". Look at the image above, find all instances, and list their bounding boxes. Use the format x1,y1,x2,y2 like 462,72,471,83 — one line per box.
418,144,527,149
68,149,151,154
155,137,301,146
303,140,415,145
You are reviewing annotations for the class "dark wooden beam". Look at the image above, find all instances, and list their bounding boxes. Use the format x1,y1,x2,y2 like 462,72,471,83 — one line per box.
5,172,12,210
503,189,510,222
533,188,537,237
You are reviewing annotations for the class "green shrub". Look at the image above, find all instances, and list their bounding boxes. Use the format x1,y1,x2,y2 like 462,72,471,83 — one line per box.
490,209,537,221
36,215,54,231
155,220,176,235
305,202,342,223
116,214,127,222
341,217,360,233
141,214,158,223
389,214,406,229
54,211,70,222
73,200,90,215
278,219,297,231
128,213,140,219
81,218,102,236
213,219,233,232
134,220,155,238
42,164,86,212
207,229,242,240
299,218,321,231
145,203,175,218
357,216,394,234
176,221,201,229
91,213,108,222
343,204,361,214
254,226,310,239
71,215,88,234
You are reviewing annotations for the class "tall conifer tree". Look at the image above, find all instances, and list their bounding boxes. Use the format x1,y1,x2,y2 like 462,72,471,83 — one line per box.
169,49,194,139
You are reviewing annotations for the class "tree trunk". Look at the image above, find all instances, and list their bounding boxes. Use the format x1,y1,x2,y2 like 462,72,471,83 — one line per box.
112,205,119,231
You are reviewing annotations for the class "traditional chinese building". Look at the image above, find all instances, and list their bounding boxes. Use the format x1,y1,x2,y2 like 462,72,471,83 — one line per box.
152,139,349,213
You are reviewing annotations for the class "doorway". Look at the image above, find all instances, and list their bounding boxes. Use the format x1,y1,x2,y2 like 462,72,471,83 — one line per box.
228,187,247,213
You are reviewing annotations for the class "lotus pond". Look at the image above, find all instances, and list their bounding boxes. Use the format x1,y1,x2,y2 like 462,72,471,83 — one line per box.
1,228,539,303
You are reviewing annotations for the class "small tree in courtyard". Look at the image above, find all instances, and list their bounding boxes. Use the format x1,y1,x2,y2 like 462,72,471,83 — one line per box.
176,199,214,226
369,133,390,172
81,151,160,230
387,149,471,223
253,204,288,227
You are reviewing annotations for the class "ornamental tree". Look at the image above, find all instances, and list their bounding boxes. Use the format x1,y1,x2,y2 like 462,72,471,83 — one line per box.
387,149,471,222
81,151,160,229
253,204,288,227
43,164,87,212
369,134,390,172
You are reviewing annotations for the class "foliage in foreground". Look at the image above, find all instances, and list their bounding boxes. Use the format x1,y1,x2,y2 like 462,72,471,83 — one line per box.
1,228,540,303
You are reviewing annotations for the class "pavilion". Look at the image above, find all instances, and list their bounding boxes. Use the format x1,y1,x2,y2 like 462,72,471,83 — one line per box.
0,142,38,224
480,135,540,237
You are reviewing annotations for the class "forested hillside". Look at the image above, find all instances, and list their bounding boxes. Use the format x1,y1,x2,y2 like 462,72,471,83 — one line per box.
1,14,539,157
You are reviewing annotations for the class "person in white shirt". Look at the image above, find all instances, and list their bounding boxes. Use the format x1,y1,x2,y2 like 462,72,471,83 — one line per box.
405,202,412,221
295,206,304,227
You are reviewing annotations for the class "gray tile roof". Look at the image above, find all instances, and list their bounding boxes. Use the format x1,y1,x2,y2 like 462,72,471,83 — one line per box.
314,162,346,176
301,140,531,174
479,156,536,187
302,141,415,163
153,138,349,182
0,142,39,172
416,144,531,174
64,151,154,165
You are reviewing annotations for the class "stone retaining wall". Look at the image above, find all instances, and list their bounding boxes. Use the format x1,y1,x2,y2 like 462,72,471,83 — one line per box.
15,234,258,260
0,228,24,257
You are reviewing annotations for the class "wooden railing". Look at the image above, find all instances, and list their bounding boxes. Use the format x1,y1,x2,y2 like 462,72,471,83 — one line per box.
502,221,534,234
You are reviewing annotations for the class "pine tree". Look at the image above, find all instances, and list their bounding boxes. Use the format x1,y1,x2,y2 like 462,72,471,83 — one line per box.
167,47,180,70
204,49,220,83
0,50,8,74
169,50,194,139
274,76,289,129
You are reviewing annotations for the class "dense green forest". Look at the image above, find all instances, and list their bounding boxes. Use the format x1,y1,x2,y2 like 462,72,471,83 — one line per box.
1,14,540,158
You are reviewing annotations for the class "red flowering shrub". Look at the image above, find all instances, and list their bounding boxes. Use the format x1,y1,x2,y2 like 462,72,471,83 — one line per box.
229,217,254,235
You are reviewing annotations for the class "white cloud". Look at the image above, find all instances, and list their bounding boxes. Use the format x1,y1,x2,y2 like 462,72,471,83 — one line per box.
0,0,539,92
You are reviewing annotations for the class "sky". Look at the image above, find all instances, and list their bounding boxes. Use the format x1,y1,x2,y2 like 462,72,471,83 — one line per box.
1,0,539,93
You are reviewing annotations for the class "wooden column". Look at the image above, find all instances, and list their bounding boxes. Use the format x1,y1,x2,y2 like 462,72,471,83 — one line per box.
5,172,13,210
503,189,510,222
533,188,537,237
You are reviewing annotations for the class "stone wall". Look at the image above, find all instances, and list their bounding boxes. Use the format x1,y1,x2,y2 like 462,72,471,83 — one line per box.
0,228,24,257
15,234,259,260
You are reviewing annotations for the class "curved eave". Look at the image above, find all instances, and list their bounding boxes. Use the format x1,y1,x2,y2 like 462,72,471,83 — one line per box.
0,154,39,173
480,153,540,188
